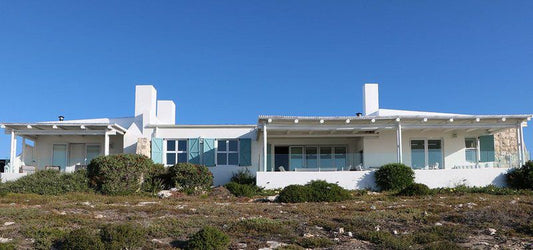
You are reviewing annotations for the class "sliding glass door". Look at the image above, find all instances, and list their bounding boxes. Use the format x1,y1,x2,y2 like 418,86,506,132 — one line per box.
410,139,443,169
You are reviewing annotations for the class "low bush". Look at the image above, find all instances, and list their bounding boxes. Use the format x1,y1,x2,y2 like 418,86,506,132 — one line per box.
306,180,351,202
230,169,256,185
277,181,351,203
298,237,335,248
0,169,90,195
0,243,16,250
168,163,213,194
142,163,169,194
277,185,311,203
23,227,67,250
87,154,154,195
375,163,415,191
397,183,430,196
187,226,230,250
100,223,146,250
506,161,533,189
60,228,104,250
432,184,533,195
224,182,259,197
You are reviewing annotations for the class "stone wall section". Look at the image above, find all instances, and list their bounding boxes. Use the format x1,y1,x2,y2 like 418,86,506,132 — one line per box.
493,128,519,167
136,138,151,157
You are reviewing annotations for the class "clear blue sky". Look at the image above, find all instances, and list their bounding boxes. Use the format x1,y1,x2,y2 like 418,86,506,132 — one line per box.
1,1,532,158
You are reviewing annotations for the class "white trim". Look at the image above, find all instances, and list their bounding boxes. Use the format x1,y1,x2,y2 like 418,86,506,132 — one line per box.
409,138,445,169
263,123,267,172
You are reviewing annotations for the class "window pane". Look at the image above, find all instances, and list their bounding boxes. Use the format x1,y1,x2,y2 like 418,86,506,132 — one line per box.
320,147,333,168
428,140,443,169
218,140,226,151
465,138,476,149
334,147,347,170
217,153,227,165
228,153,239,165
86,145,101,164
466,149,477,163
177,153,187,163
305,147,318,168
178,140,187,151
167,140,176,151
411,140,426,169
167,153,176,165
290,147,304,170
228,140,238,151
52,144,67,168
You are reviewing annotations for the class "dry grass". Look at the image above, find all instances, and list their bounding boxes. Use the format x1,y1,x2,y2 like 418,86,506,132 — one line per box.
0,192,532,249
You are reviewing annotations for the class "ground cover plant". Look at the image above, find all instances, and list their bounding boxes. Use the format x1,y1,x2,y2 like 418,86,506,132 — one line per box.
374,163,415,191
277,180,352,203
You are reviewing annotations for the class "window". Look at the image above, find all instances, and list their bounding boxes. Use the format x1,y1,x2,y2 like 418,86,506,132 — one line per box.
217,139,239,166
288,145,347,170
86,145,101,164
165,139,187,165
465,138,477,163
410,139,443,169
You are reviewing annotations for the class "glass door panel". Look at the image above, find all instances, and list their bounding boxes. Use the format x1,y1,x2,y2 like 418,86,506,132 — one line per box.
86,145,101,164
411,140,426,169
334,147,347,170
289,147,304,171
52,144,67,171
305,147,318,169
319,147,333,169
428,140,443,169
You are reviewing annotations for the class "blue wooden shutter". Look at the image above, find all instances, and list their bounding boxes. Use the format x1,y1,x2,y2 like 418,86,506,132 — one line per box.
239,138,252,166
479,135,495,162
151,138,163,164
267,143,272,171
202,138,215,167
188,138,200,164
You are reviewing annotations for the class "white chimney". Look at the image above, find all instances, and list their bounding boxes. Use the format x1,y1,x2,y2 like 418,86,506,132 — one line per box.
157,100,176,125
135,85,157,125
363,83,379,116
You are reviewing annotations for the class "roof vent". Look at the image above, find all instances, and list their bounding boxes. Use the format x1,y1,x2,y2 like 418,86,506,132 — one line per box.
356,112,363,117
58,116,64,121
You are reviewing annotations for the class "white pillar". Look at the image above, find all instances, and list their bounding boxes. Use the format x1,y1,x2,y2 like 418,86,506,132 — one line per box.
263,123,267,172
517,124,524,166
10,130,17,173
22,138,26,166
520,124,526,163
104,131,110,156
396,123,403,163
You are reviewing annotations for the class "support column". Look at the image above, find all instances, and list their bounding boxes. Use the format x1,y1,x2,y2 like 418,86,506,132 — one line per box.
104,131,110,156
263,123,267,172
520,124,526,163
10,130,17,173
517,124,524,166
396,123,403,163
22,138,26,166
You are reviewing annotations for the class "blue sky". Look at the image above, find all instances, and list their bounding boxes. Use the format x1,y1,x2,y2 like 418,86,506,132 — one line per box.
1,1,532,158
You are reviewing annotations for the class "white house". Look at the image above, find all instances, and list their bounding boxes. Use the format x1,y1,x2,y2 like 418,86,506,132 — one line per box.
1,84,531,189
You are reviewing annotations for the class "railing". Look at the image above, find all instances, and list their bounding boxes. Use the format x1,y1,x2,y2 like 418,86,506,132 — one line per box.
261,152,524,172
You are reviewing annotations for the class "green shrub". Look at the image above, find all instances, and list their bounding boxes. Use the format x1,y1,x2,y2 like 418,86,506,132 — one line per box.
168,163,213,194
230,169,256,185
277,181,351,203
60,228,104,250
24,227,67,250
375,163,415,191
506,161,533,189
432,184,532,195
142,163,169,194
298,237,335,248
0,169,90,195
277,185,311,203
100,223,146,250
87,154,153,195
0,243,16,250
306,180,351,202
398,183,430,196
187,226,230,250
224,182,259,197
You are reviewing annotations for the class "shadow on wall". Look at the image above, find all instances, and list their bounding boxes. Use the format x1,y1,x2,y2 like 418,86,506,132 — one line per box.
490,171,509,187
354,171,377,190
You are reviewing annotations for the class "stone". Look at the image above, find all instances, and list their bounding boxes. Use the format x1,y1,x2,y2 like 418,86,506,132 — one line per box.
94,214,104,219
338,227,345,234
370,205,376,210
157,190,173,199
393,230,399,235
137,201,158,206
375,225,381,231
488,228,497,235
303,233,314,238
0,237,12,243
347,231,353,237
266,195,278,202
136,138,151,157
236,242,247,249
3,222,15,226
435,222,443,226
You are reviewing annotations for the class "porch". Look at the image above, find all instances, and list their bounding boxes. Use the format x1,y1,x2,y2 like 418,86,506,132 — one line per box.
1,123,126,175
256,115,529,189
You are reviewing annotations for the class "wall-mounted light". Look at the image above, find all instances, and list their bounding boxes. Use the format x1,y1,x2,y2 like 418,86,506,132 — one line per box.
371,119,376,123
475,118,481,122
345,119,351,124
319,119,325,124
423,118,428,122
267,118,272,123
395,118,401,122
294,119,299,124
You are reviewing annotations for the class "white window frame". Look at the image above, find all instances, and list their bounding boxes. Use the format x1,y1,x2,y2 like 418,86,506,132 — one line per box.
287,145,348,170
409,138,445,169
464,138,479,163
164,139,188,166
216,139,239,166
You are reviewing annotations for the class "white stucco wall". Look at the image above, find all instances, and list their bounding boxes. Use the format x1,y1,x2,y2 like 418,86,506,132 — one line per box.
257,168,510,190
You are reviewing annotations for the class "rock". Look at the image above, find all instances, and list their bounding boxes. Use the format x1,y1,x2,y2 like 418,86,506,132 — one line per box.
236,242,247,249
137,201,158,206
340,205,346,209
510,200,517,204
375,225,381,231
488,228,497,235
151,239,164,244
0,237,12,243
393,230,399,235
157,190,173,199
338,227,345,234
94,214,104,219
170,187,178,192
435,222,443,226
266,195,278,202
347,231,353,237
3,222,15,226
370,205,376,210
303,233,314,238
265,241,286,249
